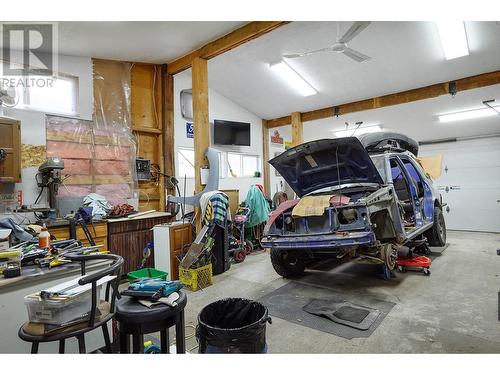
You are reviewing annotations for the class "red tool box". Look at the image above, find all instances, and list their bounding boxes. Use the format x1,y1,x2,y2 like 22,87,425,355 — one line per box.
396,255,431,276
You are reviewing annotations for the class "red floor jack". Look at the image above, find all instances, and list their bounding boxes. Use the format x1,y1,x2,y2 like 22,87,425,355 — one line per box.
396,255,432,276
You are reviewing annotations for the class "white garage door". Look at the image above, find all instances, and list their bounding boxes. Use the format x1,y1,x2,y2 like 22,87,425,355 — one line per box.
419,136,500,233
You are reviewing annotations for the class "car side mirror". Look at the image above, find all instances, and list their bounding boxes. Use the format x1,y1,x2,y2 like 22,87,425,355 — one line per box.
417,181,425,197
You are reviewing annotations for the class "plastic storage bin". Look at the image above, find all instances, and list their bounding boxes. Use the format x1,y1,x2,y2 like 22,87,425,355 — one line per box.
127,268,168,283
179,263,213,291
24,285,102,326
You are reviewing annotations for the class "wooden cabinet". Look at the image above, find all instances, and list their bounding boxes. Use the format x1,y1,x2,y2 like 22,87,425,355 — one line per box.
168,223,192,280
0,117,21,183
221,189,239,217
107,215,172,275
49,222,108,251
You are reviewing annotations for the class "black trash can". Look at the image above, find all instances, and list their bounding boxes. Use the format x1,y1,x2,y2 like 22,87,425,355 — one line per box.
197,298,272,353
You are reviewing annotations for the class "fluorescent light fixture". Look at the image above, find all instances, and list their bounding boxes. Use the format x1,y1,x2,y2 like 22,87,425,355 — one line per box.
334,125,382,138
435,21,469,60
438,106,499,123
269,61,317,96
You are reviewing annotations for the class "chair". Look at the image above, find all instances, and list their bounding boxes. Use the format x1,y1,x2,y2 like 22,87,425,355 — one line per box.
18,253,123,354
115,290,187,354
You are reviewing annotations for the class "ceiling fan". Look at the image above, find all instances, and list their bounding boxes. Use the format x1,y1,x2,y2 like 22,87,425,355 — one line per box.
0,87,18,107
283,21,372,63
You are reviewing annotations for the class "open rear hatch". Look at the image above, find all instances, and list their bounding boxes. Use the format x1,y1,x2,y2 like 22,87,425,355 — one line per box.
358,132,419,156
269,137,384,197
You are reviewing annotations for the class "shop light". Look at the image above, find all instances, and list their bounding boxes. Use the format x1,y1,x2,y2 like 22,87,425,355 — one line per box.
333,124,382,138
269,61,317,97
438,106,499,123
435,21,469,60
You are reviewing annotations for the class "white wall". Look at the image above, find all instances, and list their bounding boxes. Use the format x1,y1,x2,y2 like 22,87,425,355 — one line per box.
0,54,93,219
173,70,264,208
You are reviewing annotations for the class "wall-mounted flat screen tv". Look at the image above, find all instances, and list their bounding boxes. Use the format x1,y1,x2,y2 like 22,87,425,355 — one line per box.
213,119,251,146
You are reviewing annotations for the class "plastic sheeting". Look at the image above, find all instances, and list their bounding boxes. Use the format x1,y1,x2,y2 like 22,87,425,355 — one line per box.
45,59,138,207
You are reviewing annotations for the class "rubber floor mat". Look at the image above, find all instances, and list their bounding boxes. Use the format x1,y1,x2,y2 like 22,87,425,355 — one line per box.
303,299,380,330
258,281,395,339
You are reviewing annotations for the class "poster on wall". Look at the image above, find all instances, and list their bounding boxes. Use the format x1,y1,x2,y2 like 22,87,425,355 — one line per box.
284,140,292,150
270,130,283,145
186,122,194,138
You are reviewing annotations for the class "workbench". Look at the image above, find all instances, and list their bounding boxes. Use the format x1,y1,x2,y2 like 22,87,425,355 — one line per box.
47,212,173,275
107,212,172,274
48,220,108,250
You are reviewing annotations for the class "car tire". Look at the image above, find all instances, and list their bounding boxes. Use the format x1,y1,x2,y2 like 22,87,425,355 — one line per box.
425,206,446,247
270,248,306,277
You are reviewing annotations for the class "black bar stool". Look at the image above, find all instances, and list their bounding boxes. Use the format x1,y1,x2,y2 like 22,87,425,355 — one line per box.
114,290,187,354
18,253,123,354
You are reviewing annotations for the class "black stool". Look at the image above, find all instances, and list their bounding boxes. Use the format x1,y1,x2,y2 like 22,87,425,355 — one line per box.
18,254,123,354
114,290,187,354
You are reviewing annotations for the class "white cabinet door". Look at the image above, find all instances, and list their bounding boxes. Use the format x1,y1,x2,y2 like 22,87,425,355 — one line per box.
419,137,500,233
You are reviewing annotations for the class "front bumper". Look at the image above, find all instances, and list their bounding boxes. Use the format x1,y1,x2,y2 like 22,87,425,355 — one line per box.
261,231,376,250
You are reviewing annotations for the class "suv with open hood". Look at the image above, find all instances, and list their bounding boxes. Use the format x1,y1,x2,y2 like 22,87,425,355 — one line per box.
262,132,446,279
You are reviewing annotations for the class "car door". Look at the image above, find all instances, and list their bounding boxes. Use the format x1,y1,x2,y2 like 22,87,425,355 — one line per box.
400,157,434,223
390,156,424,228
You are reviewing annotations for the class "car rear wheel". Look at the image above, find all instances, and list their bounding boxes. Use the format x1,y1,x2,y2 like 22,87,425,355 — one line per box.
270,248,306,277
425,206,446,247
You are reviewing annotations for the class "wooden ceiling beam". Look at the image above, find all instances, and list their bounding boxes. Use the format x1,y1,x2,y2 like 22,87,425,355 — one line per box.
266,70,500,128
166,21,290,75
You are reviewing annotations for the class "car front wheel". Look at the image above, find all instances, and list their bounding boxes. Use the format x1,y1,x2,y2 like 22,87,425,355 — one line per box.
270,248,306,277
425,206,446,247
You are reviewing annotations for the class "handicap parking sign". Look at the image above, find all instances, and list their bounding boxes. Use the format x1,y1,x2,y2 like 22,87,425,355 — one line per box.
186,122,194,138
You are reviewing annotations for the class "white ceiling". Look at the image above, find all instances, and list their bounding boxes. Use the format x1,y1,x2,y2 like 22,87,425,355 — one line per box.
300,83,500,143
208,21,500,120
53,21,244,63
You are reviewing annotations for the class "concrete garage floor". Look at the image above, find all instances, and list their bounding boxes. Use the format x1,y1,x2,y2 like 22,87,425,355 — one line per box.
153,230,500,353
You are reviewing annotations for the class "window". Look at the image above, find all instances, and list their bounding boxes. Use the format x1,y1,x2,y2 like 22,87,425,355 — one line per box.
177,149,259,179
1,62,79,115
227,152,242,177
178,148,195,178
227,152,260,178
26,75,78,115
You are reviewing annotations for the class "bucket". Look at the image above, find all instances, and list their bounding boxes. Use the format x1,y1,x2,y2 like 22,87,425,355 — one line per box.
197,298,272,353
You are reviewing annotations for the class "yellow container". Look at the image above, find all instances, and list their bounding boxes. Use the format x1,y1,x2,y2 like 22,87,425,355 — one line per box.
179,263,213,291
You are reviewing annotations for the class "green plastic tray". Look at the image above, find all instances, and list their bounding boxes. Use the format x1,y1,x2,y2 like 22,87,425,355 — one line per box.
127,268,168,283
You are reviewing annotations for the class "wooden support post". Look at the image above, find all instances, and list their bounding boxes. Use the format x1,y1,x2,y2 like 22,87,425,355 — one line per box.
291,112,303,146
192,57,210,229
262,119,270,196
162,65,176,197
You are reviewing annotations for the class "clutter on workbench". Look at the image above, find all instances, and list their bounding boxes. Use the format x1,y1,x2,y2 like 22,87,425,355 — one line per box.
0,228,12,251
197,298,272,353
0,249,21,275
38,224,50,248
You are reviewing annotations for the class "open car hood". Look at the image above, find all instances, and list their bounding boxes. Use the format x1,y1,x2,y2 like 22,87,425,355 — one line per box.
269,138,384,197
